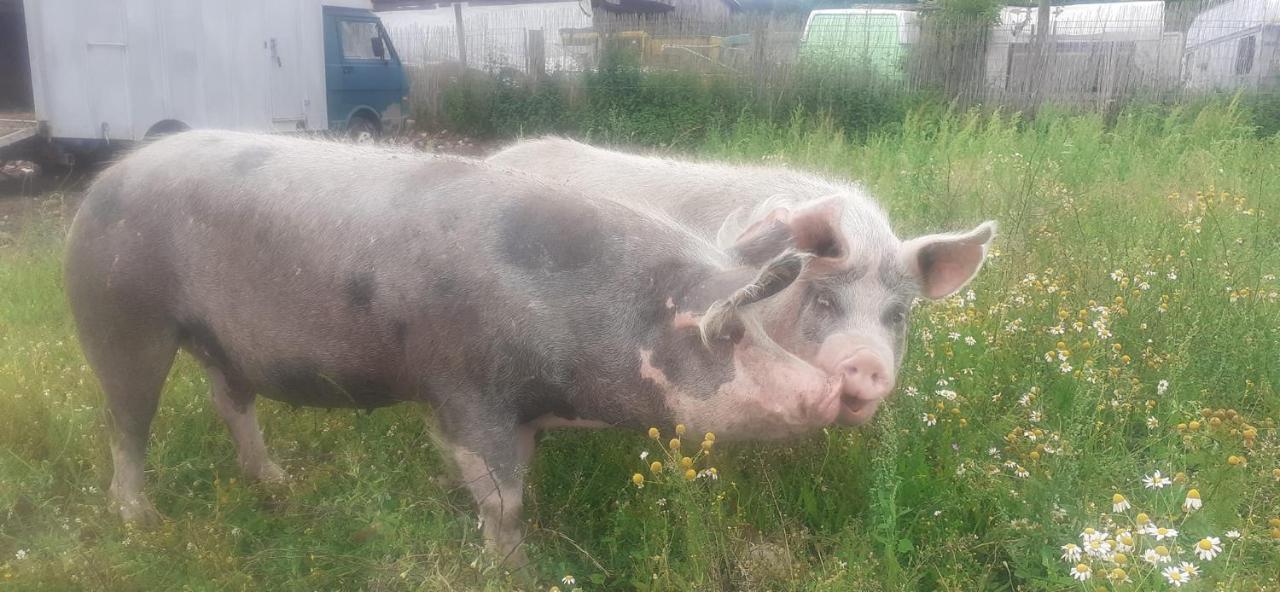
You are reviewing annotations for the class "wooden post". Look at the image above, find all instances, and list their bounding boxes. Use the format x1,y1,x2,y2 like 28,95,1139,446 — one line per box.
1032,0,1051,110
454,2,467,68
527,29,546,82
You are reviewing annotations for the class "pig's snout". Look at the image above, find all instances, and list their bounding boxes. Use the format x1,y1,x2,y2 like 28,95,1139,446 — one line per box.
819,342,895,425
837,350,894,401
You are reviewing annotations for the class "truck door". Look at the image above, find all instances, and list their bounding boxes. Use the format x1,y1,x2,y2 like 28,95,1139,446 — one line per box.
323,6,406,133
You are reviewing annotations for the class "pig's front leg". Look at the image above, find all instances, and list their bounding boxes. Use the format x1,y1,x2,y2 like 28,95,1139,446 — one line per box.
444,422,537,568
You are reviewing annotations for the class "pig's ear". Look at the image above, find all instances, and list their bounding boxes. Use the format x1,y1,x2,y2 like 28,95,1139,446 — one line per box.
900,221,997,300
730,197,845,266
699,250,811,346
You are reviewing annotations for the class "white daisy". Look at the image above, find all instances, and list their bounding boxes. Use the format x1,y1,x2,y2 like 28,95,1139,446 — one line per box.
1183,489,1202,511
1157,379,1169,395
1060,543,1082,562
1084,539,1112,559
922,413,937,427
1179,561,1200,577
1146,416,1159,429
1149,525,1179,541
562,575,576,586
1225,530,1241,539
1144,545,1172,564
1143,471,1172,489
1112,493,1130,513
1080,527,1108,543
1070,563,1091,582
1194,536,1221,561
1114,531,1135,552
639,451,649,460
1164,566,1189,587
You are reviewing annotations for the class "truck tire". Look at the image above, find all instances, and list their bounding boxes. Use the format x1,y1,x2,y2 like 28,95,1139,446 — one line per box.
347,115,380,144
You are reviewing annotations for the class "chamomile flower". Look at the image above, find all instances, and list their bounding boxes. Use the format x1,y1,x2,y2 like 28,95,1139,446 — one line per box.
1149,525,1178,541
1225,530,1241,539
1179,562,1200,577
1194,536,1221,561
1114,531,1135,552
1081,527,1108,543
1144,545,1172,564
1112,493,1130,512
1070,563,1091,582
1183,488,1202,511
1061,543,1083,562
562,575,576,586
1143,471,1172,489
1107,567,1131,583
922,413,937,427
1157,379,1169,395
1163,565,1189,587
1084,538,1112,558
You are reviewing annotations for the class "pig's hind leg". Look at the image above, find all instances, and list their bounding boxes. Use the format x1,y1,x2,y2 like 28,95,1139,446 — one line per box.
205,366,287,483
73,311,179,526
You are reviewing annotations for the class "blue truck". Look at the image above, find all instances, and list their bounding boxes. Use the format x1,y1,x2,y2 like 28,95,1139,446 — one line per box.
7,0,409,163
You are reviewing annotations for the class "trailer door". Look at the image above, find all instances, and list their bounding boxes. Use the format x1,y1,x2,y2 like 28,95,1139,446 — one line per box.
265,0,308,131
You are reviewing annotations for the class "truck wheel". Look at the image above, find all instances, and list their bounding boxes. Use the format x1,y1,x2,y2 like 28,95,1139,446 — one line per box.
347,116,380,144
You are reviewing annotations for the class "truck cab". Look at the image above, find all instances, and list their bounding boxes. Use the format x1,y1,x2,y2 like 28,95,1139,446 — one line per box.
323,5,408,140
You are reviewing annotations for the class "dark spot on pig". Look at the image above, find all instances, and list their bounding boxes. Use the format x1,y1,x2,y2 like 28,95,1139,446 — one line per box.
650,329,735,399
345,273,376,309
262,361,398,409
877,255,914,297
515,376,577,424
232,146,275,174
178,319,234,370
500,197,604,272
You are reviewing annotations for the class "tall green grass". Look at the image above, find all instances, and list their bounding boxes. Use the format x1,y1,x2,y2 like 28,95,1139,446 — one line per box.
1,101,1277,590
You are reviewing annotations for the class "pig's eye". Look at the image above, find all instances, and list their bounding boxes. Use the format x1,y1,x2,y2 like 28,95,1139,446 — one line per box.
809,290,841,316
883,305,908,326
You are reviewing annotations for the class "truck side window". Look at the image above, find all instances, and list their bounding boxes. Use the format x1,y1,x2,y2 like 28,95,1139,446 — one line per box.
340,20,380,60
1235,35,1255,75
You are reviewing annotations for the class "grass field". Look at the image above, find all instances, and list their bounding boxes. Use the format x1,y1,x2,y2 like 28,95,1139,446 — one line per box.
1,102,1278,591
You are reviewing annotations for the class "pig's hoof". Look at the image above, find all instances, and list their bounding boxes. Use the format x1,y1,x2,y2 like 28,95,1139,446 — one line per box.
252,461,289,485
112,494,163,528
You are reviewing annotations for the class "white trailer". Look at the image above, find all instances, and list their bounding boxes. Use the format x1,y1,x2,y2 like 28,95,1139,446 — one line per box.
17,0,408,161
1183,0,1280,90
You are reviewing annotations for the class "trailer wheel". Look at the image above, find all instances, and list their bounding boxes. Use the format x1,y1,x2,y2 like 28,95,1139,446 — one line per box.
347,115,380,144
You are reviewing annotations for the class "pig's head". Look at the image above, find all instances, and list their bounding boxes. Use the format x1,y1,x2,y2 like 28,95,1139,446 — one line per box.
716,194,996,426
645,250,843,439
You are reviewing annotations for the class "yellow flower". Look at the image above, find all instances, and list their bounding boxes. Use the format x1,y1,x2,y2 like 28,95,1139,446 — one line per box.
675,424,686,436
1227,455,1245,466
701,440,714,452
650,461,663,473
1135,512,1150,526
1112,552,1127,564
704,432,715,442
669,438,681,451
1188,420,1201,431
648,427,660,439
681,456,693,469
684,469,696,481
632,473,645,487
